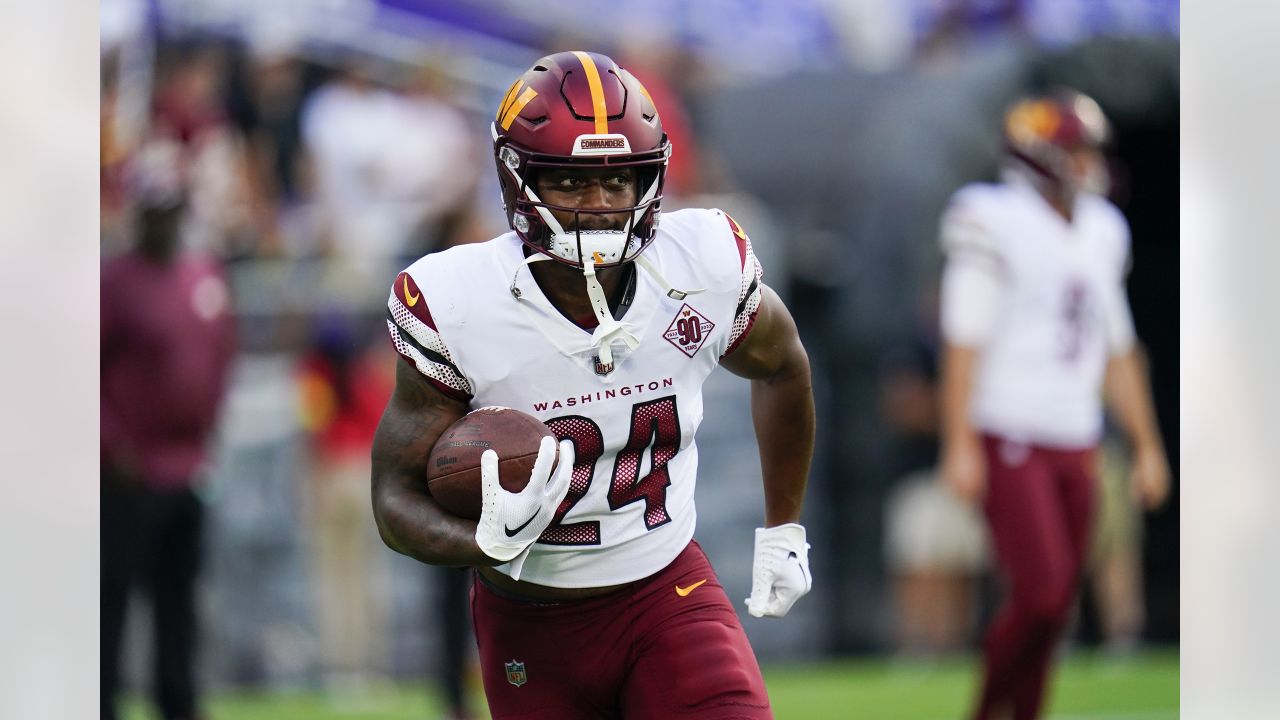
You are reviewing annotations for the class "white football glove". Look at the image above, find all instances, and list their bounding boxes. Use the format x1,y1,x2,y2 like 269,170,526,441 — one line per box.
474,437,573,565
745,523,812,618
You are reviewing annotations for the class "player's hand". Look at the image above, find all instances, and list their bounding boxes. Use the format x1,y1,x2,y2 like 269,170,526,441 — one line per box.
474,437,574,563
745,523,811,618
941,437,986,505
1130,443,1170,510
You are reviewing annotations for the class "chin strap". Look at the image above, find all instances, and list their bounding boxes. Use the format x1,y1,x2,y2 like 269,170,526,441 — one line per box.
582,254,639,371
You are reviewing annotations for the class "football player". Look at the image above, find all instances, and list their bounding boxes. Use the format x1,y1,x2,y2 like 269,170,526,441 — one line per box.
938,89,1170,720
371,51,814,719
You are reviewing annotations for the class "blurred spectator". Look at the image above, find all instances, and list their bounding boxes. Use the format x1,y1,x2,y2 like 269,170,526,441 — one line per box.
152,43,258,256
386,61,481,260
101,63,131,252
616,44,703,198
234,49,312,257
880,343,987,658
101,135,236,720
296,319,395,700
300,56,476,276
433,567,477,720
1082,431,1146,654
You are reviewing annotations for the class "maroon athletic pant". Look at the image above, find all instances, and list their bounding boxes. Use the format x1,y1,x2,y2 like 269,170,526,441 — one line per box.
972,435,1096,720
471,540,772,719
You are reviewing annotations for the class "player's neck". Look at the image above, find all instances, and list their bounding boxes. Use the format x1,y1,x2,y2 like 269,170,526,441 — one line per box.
529,258,632,328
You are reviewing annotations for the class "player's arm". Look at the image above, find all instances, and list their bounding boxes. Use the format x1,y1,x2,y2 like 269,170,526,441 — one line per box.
1099,264,1170,510
937,192,1004,504
1099,216,1169,510
1103,347,1169,509
370,359,496,567
939,341,985,504
720,286,815,618
719,285,814,526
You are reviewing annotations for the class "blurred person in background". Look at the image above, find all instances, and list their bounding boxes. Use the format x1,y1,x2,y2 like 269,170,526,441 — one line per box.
1080,429,1148,654
385,60,481,262
937,89,1170,720
880,342,987,659
372,50,814,719
151,42,258,257
233,48,312,258
296,316,395,703
300,55,477,277
101,135,236,720
432,565,478,720
298,55,395,263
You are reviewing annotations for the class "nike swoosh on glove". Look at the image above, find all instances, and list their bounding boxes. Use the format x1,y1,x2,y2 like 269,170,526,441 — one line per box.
745,523,812,618
474,436,573,566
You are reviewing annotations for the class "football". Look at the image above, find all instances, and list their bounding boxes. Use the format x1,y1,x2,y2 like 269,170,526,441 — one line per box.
425,406,555,520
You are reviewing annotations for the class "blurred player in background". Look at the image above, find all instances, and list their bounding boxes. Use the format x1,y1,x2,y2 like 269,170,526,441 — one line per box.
938,89,1170,720
371,51,814,718
101,136,236,720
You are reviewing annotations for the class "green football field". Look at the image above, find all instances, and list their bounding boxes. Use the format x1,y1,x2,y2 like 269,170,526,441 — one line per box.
124,649,1177,719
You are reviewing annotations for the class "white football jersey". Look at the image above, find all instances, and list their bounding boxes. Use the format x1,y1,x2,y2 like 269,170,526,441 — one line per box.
386,208,763,588
940,180,1135,449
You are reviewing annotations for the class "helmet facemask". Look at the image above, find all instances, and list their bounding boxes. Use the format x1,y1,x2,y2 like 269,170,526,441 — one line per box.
495,130,670,269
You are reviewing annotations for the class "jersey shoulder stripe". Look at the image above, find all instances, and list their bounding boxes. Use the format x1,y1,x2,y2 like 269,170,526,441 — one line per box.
725,212,750,270
386,269,472,401
940,183,1009,268
719,211,764,357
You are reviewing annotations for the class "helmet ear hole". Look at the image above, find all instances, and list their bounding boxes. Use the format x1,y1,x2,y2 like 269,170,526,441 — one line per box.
500,146,521,171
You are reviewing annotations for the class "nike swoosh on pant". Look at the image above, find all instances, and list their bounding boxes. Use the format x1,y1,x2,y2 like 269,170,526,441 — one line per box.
504,508,541,537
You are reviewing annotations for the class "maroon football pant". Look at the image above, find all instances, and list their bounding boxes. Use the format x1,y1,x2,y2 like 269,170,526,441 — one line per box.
972,435,1097,720
471,540,772,719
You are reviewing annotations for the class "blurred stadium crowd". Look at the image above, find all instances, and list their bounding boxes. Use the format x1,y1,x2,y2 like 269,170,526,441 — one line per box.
100,0,1179,709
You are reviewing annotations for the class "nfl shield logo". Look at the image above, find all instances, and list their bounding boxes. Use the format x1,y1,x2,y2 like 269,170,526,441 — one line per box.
592,354,614,376
505,660,527,687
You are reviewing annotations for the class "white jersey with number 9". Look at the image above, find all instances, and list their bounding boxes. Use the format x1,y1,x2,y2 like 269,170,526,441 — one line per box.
939,179,1136,449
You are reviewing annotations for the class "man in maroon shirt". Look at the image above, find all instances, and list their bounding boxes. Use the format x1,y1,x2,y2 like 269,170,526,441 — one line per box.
101,154,235,720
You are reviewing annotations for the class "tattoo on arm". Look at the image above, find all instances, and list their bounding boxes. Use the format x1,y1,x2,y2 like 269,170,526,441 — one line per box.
371,359,474,564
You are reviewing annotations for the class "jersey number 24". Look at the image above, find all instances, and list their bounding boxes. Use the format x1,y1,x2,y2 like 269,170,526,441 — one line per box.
539,396,680,545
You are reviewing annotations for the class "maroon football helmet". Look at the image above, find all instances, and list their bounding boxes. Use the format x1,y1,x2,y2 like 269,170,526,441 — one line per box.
492,51,671,269
1003,88,1110,196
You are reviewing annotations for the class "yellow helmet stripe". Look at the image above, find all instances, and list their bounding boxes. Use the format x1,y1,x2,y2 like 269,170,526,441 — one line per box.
500,86,539,131
572,51,609,134
496,79,522,122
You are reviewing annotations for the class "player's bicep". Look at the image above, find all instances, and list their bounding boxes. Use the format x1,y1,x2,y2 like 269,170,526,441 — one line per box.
718,286,803,380
371,360,478,560
372,359,468,494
